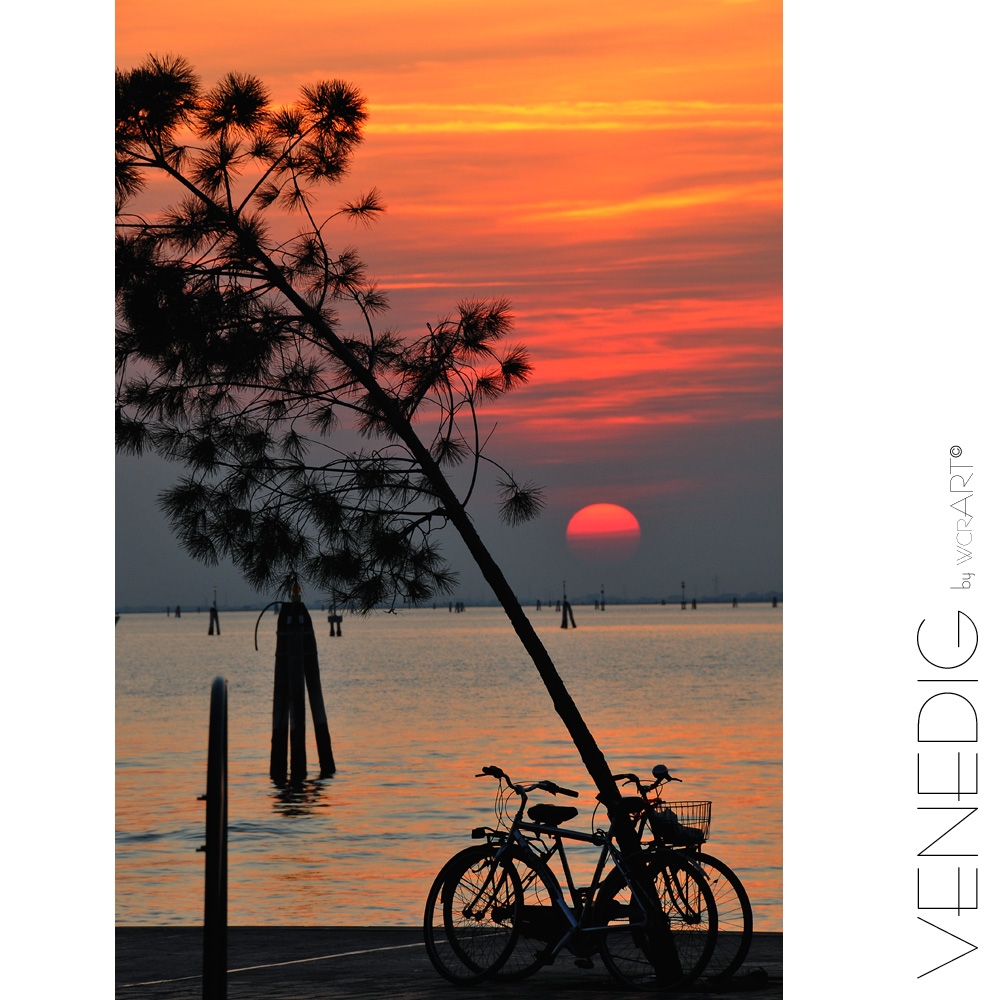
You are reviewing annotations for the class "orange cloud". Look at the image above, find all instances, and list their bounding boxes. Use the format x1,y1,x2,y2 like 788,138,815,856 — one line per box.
117,0,781,475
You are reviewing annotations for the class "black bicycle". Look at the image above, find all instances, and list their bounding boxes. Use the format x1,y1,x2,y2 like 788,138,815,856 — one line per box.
423,764,718,990
613,764,754,983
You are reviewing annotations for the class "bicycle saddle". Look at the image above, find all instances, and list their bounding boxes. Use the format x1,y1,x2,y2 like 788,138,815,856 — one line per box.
527,803,579,826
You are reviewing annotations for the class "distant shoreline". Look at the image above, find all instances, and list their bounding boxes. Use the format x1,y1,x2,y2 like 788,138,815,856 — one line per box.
116,595,783,615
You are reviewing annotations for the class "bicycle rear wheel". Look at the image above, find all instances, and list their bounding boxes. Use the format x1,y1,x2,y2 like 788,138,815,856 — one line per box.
423,846,522,984
595,850,717,991
687,851,753,982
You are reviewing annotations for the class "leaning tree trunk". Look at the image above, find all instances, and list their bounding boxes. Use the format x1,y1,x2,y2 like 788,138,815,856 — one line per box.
437,480,619,795
251,249,683,983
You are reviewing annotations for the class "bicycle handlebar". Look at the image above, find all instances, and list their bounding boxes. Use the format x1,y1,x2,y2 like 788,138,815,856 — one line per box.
610,764,682,795
476,766,579,798
479,764,676,799
537,779,579,798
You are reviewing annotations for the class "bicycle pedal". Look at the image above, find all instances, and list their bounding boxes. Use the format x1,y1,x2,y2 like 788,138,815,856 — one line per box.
535,951,556,966
573,958,595,969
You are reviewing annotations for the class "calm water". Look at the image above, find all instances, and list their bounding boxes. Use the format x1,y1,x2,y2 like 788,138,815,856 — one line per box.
116,603,781,929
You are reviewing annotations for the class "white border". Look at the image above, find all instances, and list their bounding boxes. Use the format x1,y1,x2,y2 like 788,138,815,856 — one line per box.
786,0,997,993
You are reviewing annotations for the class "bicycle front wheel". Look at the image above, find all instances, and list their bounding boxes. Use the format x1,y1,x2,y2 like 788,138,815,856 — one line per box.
595,850,717,991
423,846,522,984
687,851,753,982
491,849,565,981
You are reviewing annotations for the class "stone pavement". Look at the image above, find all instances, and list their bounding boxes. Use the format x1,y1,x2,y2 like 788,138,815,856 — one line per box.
116,927,782,999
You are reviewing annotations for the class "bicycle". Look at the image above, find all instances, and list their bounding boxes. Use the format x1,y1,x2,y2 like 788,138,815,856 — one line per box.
422,764,718,990
612,764,754,983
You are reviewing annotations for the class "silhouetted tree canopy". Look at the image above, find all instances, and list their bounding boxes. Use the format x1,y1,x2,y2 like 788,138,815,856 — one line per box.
116,55,544,609
116,60,657,876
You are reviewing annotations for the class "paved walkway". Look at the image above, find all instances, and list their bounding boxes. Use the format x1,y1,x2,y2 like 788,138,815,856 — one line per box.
116,927,782,999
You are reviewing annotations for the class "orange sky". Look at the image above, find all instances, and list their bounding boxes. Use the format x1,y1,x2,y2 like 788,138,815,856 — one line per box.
116,0,782,604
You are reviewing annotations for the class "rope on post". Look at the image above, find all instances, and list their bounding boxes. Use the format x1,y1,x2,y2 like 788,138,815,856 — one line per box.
202,676,228,999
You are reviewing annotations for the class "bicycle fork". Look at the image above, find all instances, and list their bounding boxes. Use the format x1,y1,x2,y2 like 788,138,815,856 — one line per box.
460,855,514,925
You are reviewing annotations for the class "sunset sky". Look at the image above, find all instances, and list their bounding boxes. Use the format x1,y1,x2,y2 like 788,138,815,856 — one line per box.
115,0,782,608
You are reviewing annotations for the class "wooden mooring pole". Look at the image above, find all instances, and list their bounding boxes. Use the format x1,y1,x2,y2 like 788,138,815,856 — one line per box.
303,607,336,775
209,588,221,635
288,631,307,782
269,587,336,784
327,604,342,637
560,581,577,629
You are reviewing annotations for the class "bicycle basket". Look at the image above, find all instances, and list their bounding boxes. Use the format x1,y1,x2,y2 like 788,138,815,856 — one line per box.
648,799,711,845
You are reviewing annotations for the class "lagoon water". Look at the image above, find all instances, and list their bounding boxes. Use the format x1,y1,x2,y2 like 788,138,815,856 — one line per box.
116,603,781,930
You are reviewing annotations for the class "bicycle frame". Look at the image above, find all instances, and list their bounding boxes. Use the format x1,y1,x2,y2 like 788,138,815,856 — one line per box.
472,798,689,959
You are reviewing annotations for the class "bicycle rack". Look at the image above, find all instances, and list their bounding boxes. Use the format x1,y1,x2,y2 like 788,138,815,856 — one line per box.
201,676,228,999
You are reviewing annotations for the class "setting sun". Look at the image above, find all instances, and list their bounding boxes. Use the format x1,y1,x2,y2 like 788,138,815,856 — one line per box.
566,503,641,563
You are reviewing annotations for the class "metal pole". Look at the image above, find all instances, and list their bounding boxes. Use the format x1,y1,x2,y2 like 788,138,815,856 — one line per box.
202,676,228,999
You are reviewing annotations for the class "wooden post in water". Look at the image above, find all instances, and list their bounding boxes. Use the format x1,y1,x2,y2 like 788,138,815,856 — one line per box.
208,594,221,636
288,624,307,783
560,581,577,629
270,586,336,784
327,604,342,637
303,609,336,776
269,629,290,783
